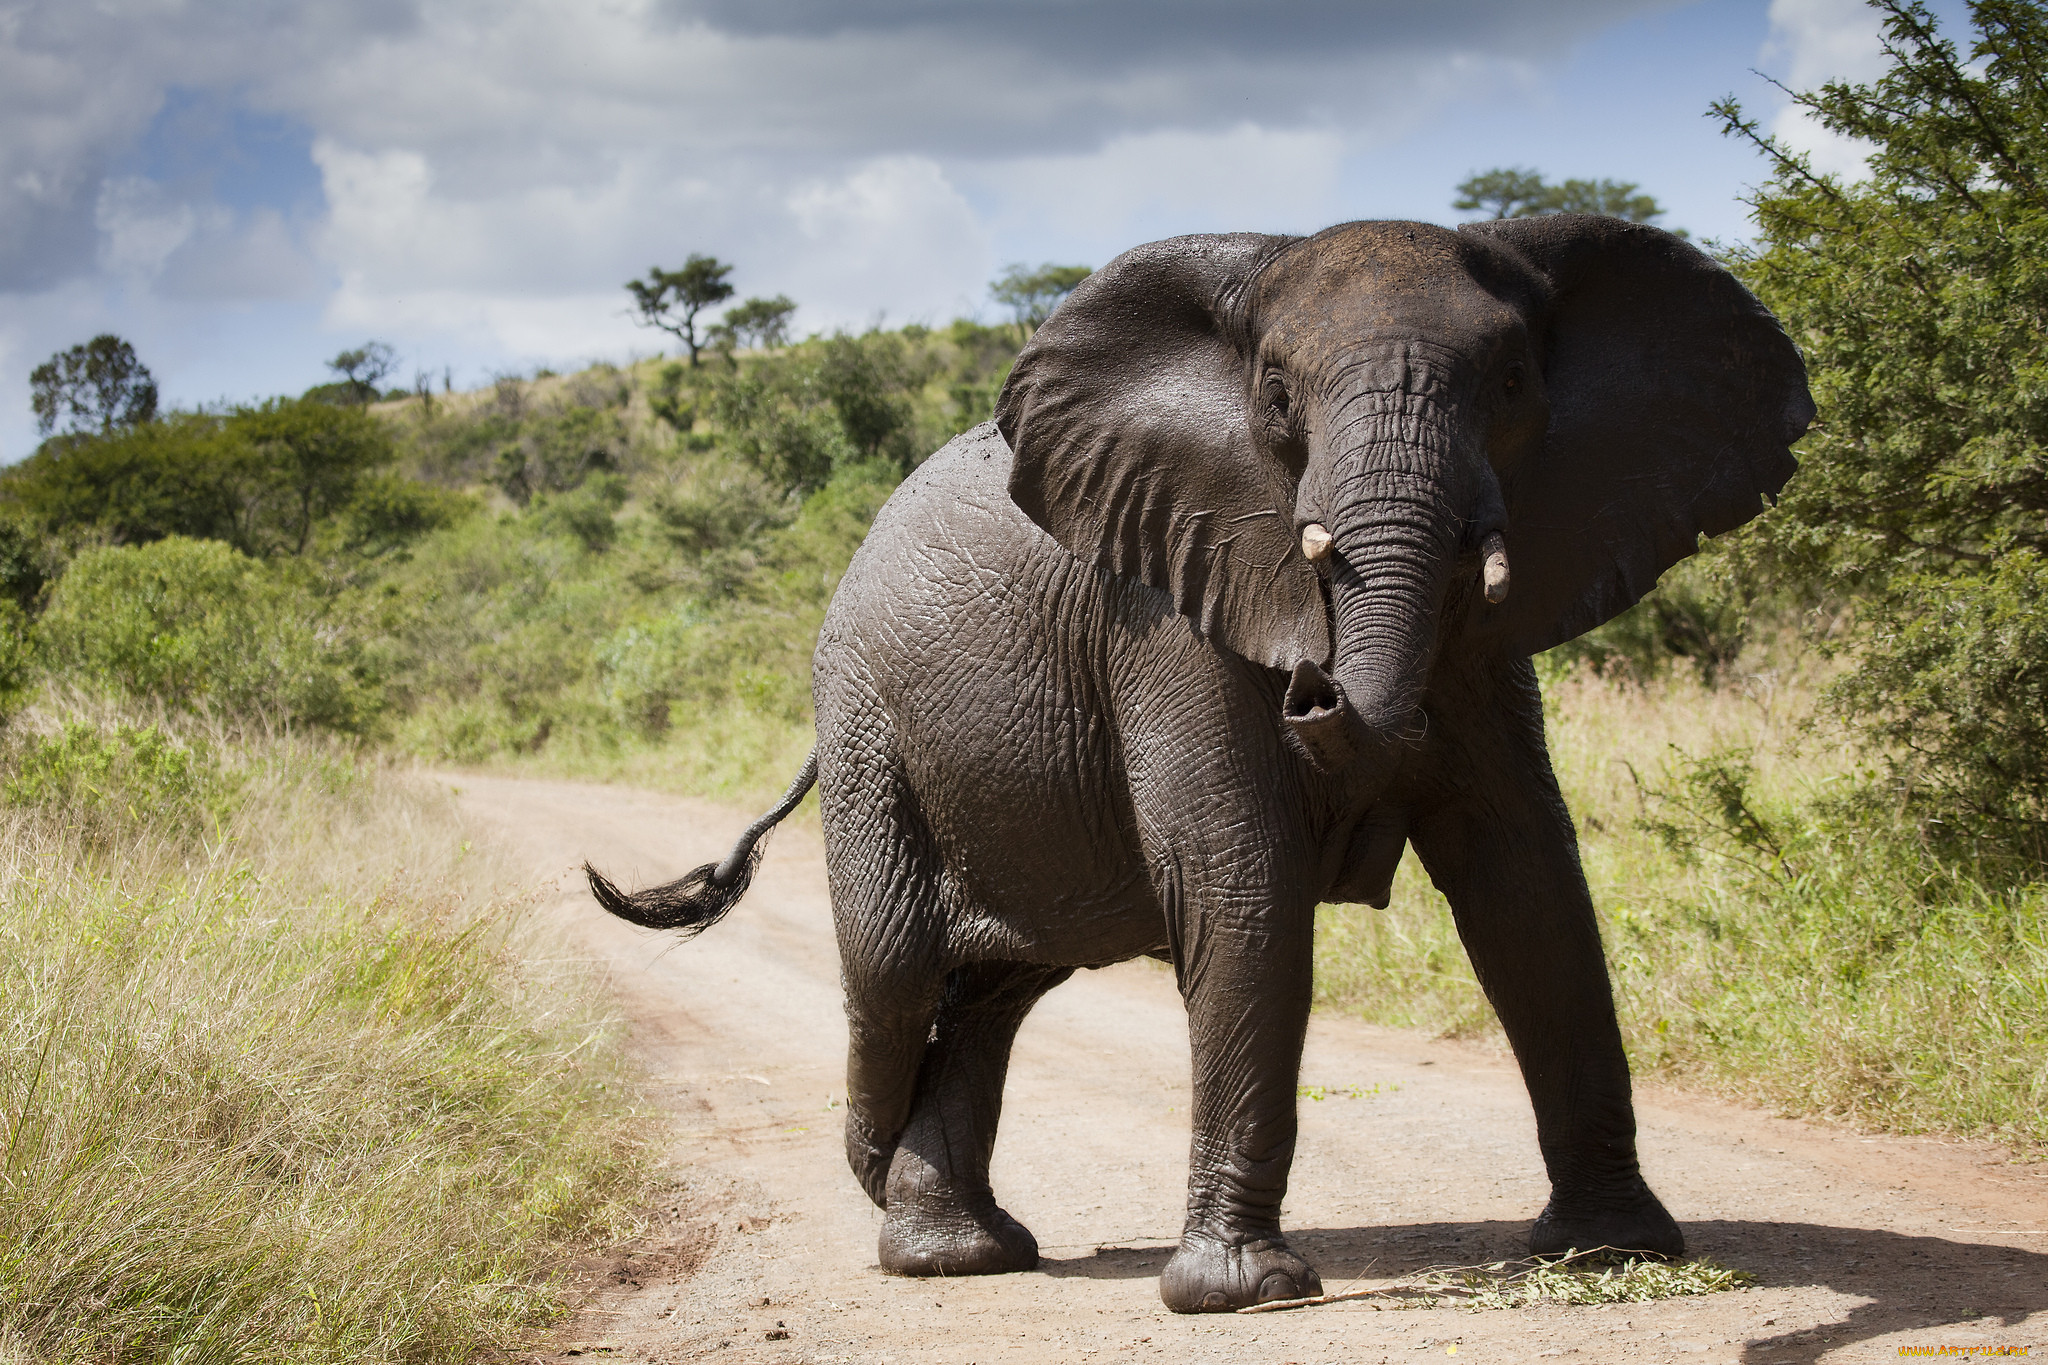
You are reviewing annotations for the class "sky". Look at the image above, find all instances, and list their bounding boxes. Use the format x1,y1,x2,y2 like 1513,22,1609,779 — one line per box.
0,0,1952,462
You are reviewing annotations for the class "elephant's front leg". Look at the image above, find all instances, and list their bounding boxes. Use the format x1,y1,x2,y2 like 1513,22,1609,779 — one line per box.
1159,878,1324,1312
1409,657,1683,1259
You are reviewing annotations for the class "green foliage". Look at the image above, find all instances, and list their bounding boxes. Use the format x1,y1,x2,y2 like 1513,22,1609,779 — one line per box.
626,254,737,367
1828,551,2048,862
0,601,32,711
1453,167,1667,223
710,361,856,496
990,261,1093,332
710,294,798,352
30,334,158,438
338,471,471,557
1613,741,2048,1145
321,340,397,405
531,472,629,553
815,330,939,466
0,397,425,562
36,538,379,732
2,721,237,842
494,403,627,505
0,517,56,612
1714,0,2048,867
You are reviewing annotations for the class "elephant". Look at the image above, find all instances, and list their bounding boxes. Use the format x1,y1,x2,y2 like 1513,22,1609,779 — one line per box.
587,214,1813,1313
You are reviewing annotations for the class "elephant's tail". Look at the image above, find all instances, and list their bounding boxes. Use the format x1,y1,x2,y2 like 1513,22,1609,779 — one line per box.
584,748,819,938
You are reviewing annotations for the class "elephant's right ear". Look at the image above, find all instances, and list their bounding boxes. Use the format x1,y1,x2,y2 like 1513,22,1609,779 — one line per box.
995,232,1329,672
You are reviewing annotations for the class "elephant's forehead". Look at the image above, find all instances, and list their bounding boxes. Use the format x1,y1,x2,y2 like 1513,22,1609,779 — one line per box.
1253,221,1526,356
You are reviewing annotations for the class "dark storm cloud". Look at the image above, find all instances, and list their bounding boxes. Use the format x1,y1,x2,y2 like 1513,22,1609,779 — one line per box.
676,0,1658,61
651,0,1674,155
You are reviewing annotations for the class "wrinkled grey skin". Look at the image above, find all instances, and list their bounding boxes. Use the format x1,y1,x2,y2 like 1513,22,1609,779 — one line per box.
592,217,1813,1313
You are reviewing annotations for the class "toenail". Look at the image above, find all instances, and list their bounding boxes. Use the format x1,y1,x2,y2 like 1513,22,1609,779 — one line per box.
1257,1273,1299,1303
1200,1291,1229,1310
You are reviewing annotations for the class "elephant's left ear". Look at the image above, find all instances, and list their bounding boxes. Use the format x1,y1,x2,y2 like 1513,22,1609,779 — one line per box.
994,233,1329,671
1459,215,1814,657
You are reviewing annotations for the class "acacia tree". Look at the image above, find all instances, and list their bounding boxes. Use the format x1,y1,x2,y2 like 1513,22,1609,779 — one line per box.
1453,168,1667,224
30,335,158,438
709,294,799,353
990,263,1092,335
627,255,736,367
326,342,397,405
1715,0,2048,864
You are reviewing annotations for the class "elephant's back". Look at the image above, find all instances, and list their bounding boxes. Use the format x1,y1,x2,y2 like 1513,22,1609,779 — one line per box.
827,423,1057,632
815,424,1160,962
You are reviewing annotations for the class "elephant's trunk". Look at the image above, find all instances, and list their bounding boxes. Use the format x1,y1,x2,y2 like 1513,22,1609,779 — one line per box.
1283,393,1468,787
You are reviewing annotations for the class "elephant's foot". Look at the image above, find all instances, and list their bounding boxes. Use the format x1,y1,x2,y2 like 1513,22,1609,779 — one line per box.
878,1187,1039,1276
1160,1234,1322,1313
1530,1180,1684,1259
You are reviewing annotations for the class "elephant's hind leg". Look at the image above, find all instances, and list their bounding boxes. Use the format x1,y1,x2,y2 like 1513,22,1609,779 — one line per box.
878,960,1073,1277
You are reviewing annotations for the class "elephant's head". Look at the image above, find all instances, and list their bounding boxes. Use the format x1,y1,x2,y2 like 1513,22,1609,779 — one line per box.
994,218,1813,785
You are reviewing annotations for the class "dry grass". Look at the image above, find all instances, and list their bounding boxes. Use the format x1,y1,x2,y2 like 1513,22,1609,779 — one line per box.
0,711,651,1363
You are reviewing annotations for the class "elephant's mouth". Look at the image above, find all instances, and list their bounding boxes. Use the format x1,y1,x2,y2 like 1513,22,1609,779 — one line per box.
1281,660,1358,774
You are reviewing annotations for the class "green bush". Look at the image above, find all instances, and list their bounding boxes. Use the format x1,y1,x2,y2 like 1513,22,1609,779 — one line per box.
1716,1,2048,869
37,538,379,732
0,399,400,559
1827,551,2048,867
2,721,238,843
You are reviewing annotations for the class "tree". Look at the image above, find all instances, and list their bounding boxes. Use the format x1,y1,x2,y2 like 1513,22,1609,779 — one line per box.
325,342,397,404
627,256,736,367
1453,168,1667,224
30,335,158,438
0,398,398,559
990,263,1092,334
709,294,799,353
1713,0,2048,864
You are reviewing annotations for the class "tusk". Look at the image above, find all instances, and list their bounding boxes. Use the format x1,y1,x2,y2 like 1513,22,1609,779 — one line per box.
1301,523,1333,562
1481,531,1509,604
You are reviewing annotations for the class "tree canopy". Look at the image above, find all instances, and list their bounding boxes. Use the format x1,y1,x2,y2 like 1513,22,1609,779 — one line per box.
627,256,737,367
1453,168,1666,224
1715,0,2048,864
710,295,799,353
990,263,1092,334
30,336,158,438
0,397,444,560
322,342,398,405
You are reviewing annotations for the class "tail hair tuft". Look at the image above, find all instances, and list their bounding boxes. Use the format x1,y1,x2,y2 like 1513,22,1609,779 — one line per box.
583,850,760,938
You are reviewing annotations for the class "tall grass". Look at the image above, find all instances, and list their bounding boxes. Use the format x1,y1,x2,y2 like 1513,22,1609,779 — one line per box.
0,710,648,1362
1313,652,2048,1151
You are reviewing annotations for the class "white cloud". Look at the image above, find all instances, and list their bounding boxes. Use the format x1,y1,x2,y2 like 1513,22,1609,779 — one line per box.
785,156,991,327
974,125,1348,265
95,177,198,279
1762,0,1890,177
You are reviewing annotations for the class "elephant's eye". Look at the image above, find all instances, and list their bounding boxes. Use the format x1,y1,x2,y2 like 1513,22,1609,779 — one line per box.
1265,379,1291,420
1503,364,1525,396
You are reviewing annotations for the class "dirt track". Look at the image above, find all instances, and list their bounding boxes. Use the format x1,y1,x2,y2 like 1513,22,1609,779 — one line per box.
449,773,2048,1364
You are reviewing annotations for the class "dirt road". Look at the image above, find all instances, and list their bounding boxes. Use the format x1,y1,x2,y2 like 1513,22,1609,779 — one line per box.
449,774,2048,1364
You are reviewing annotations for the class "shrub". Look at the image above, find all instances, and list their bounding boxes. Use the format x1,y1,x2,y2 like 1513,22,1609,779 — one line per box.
36,538,379,732
1716,1,2048,869
0,399,398,559
2,720,238,843
1826,550,2048,867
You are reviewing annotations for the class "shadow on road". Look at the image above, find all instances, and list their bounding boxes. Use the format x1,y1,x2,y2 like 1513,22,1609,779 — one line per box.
1040,1218,2046,1360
